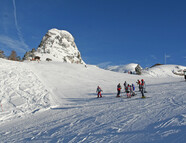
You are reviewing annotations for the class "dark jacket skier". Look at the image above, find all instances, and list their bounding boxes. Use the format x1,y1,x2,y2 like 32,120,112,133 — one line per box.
117,83,122,97
184,70,186,81
124,81,127,92
141,79,145,98
132,84,135,91
131,84,136,96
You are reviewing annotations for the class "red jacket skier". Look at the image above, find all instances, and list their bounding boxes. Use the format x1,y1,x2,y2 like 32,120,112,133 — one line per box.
96,86,102,98
117,83,122,97
136,79,141,91
126,84,131,98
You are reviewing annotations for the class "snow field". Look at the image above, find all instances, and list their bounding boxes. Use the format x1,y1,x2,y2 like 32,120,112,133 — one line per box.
0,59,51,123
0,59,185,143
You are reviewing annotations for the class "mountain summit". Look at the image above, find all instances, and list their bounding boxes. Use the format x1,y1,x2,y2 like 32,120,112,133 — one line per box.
24,28,85,64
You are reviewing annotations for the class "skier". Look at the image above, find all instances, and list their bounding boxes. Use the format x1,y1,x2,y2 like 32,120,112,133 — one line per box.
129,85,133,96
141,79,147,93
131,84,136,96
184,70,186,81
96,86,102,98
126,84,131,98
132,84,135,91
124,81,127,92
117,83,122,97
141,79,145,98
136,79,141,91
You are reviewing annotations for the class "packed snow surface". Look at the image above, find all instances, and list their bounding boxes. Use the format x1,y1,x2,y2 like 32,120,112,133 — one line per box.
0,59,186,143
0,59,50,122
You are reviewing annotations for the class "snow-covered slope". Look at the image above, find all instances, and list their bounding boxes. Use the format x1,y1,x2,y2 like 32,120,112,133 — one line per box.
24,28,85,64
0,59,186,143
106,63,140,73
0,59,50,123
144,64,186,77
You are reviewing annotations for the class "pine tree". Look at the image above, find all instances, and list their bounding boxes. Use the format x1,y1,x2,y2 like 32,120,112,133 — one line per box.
23,48,36,60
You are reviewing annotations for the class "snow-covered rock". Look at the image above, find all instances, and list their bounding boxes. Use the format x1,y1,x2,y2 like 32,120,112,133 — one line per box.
24,28,85,64
105,63,140,73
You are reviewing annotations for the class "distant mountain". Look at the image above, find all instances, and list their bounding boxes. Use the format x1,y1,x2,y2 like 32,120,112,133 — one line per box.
105,63,141,73
24,28,85,64
105,63,186,77
144,64,186,77
150,63,163,68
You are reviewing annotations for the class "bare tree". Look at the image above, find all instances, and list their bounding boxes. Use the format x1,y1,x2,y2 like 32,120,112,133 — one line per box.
9,50,17,61
0,50,6,58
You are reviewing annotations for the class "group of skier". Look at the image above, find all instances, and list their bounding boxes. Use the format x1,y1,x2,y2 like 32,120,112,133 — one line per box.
117,81,136,98
96,79,146,98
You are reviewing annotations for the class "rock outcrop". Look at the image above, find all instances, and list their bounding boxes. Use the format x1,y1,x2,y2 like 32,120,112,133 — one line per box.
24,28,85,64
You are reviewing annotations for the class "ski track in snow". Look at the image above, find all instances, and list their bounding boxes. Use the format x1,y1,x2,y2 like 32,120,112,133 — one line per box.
0,60,50,123
0,60,185,143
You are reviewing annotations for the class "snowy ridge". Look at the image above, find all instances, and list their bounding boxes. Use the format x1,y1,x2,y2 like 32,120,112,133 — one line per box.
144,64,186,77
106,63,139,73
0,59,186,143
106,63,186,77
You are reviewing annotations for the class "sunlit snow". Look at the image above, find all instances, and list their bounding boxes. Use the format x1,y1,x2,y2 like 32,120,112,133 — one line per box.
0,59,185,143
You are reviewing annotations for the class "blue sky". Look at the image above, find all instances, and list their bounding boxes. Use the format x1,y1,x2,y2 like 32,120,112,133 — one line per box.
0,0,186,67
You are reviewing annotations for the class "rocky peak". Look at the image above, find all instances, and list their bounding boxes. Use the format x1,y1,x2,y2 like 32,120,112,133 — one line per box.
24,28,85,64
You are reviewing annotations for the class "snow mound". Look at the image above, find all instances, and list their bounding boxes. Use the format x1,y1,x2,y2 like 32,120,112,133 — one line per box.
143,65,186,77
0,59,51,123
106,63,139,73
